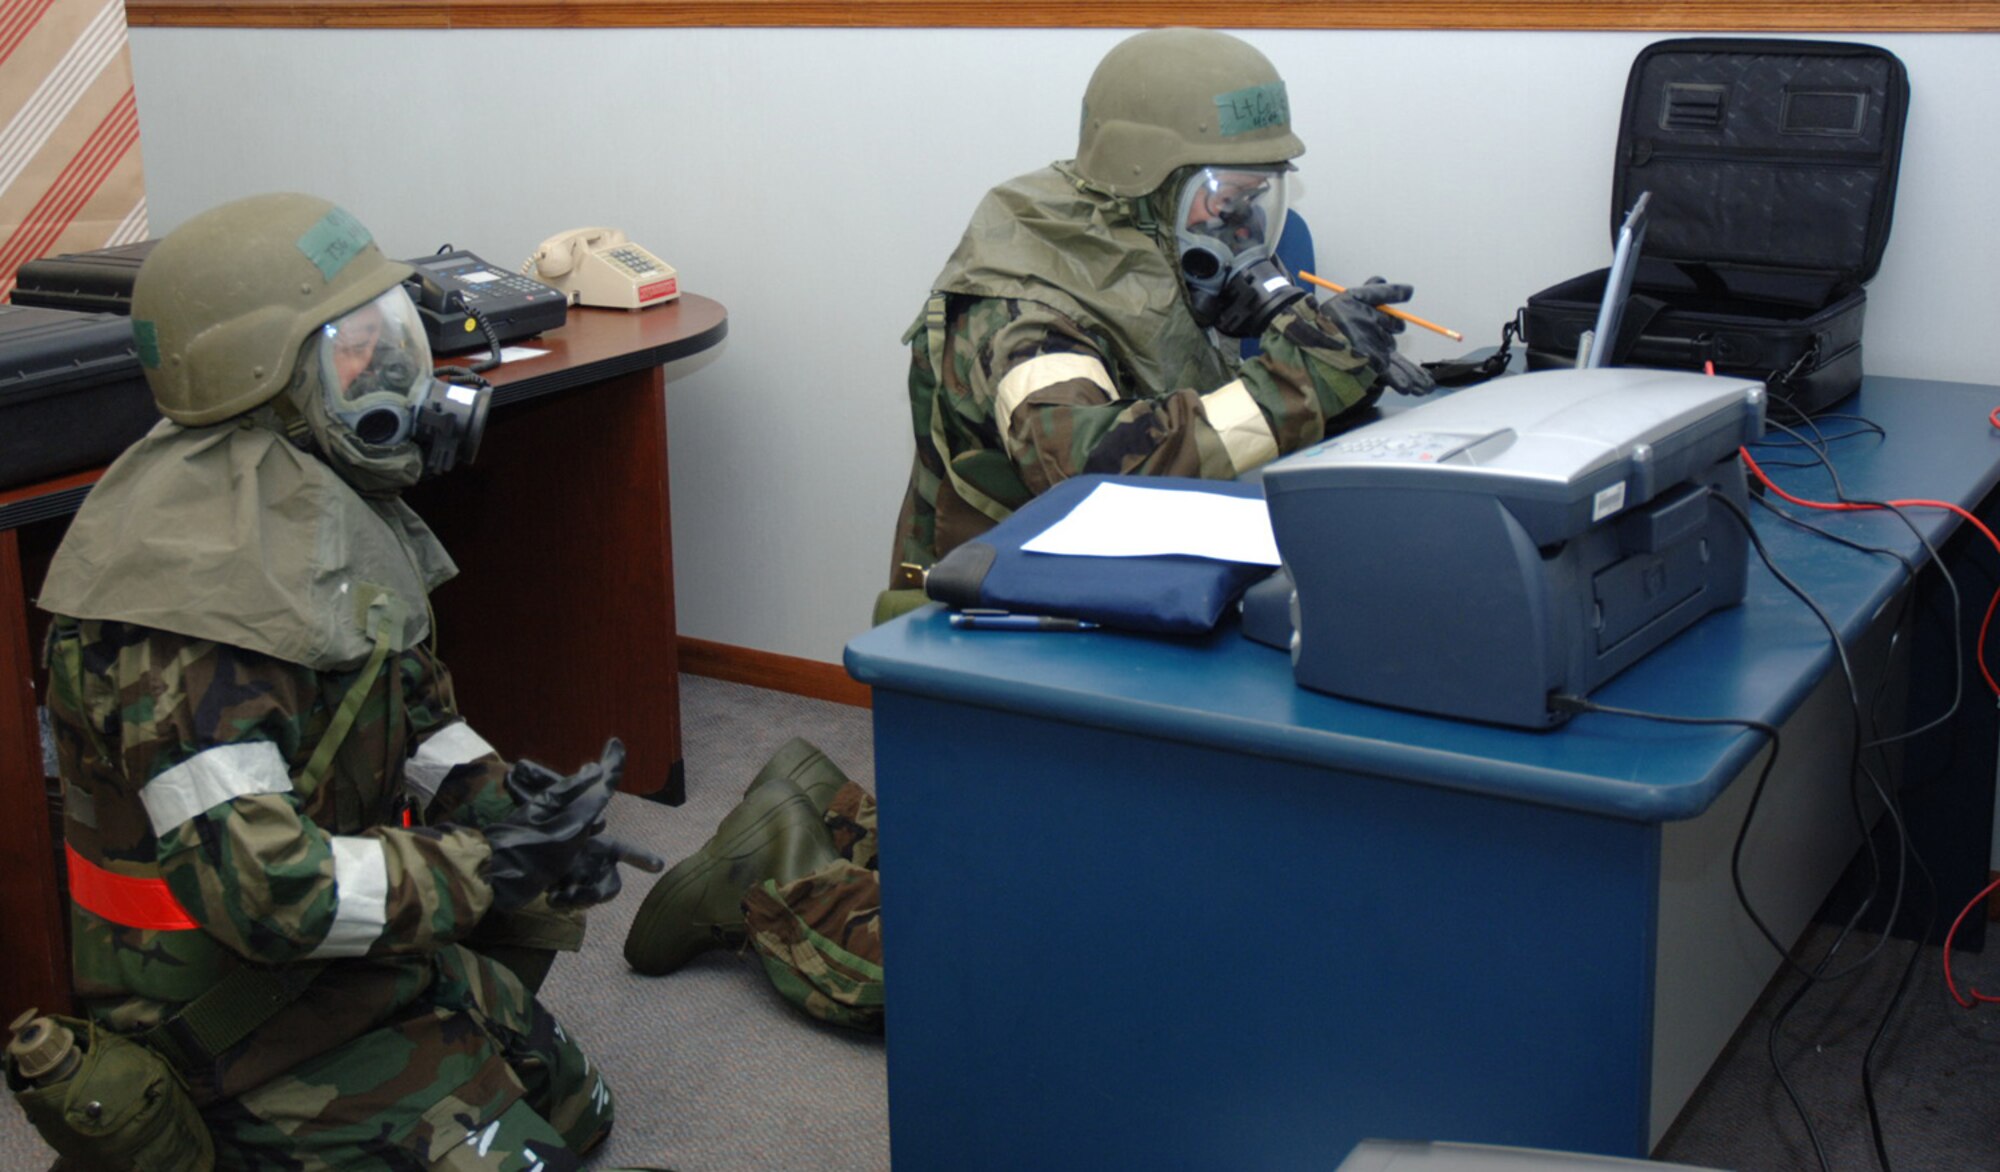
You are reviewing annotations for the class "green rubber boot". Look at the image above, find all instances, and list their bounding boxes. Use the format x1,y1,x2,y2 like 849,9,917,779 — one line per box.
744,736,853,813
624,775,838,976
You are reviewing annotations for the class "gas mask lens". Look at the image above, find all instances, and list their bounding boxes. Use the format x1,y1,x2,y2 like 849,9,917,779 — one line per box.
1174,166,1296,335
319,288,433,447
315,287,489,476
1176,166,1289,269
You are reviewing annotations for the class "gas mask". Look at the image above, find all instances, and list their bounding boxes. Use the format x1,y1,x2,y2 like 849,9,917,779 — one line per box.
1174,165,1304,337
306,287,490,489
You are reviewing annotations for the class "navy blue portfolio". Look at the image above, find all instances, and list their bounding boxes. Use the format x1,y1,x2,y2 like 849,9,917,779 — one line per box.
924,474,1275,634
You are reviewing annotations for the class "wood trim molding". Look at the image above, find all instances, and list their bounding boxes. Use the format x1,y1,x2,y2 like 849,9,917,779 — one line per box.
679,636,872,709
124,1,2000,31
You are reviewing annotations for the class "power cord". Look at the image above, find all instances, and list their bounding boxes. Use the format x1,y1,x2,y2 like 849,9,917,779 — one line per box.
1550,690,1849,1168
1730,437,1986,1171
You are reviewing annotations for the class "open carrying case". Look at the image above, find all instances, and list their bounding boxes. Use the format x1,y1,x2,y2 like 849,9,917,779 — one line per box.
1523,38,1908,418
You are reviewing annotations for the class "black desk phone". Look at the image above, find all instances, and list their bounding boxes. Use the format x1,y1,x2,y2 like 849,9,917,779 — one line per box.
403,249,569,356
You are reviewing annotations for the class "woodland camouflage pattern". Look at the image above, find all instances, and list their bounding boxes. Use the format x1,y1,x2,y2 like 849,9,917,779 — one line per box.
745,782,884,1032
44,617,612,1168
888,160,1386,579
890,293,1381,575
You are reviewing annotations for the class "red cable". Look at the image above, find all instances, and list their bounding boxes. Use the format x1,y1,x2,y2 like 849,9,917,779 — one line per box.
1737,447,2000,698
1740,445,2000,1011
1943,873,2000,1007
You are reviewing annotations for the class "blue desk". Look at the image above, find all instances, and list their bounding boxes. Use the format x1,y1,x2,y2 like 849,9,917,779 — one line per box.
845,376,2000,1169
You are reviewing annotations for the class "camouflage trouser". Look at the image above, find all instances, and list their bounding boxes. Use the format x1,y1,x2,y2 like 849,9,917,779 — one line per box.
742,782,885,1032
203,944,613,1171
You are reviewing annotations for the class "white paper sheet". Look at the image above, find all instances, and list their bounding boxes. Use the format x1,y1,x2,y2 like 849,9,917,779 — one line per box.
1020,482,1280,565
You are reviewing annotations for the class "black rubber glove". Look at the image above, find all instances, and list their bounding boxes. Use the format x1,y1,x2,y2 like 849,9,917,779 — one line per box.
546,834,666,909
483,738,626,912
1322,277,1438,397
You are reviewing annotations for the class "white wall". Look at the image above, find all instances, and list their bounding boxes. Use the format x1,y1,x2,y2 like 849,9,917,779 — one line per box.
124,27,1998,666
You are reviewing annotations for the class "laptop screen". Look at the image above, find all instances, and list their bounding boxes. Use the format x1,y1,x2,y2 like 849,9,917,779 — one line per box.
1583,190,1652,369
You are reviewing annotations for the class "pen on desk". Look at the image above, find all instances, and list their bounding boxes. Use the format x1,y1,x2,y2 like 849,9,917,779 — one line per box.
950,612,1101,632
1296,272,1465,342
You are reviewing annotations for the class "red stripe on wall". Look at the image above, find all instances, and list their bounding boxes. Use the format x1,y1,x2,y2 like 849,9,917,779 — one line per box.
0,0,62,71
0,84,138,296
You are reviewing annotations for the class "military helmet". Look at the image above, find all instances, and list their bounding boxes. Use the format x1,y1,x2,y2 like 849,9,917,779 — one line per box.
132,193,415,426
1074,28,1306,198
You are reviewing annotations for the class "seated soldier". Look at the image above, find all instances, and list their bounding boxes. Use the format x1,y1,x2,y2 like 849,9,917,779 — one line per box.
623,26,1430,1037
24,192,663,1171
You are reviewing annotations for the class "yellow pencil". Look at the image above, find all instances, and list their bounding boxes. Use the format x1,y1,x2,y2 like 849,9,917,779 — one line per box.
1297,272,1464,342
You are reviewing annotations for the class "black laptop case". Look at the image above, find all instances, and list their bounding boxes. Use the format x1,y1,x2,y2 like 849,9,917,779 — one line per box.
0,304,155,491
1522,38,1909,418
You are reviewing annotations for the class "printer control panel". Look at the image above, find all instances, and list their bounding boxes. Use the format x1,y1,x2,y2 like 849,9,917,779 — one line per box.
1311,431,1474,464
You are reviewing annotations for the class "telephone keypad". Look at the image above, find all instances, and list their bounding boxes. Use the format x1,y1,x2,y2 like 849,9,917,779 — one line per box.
607,246,664,275
470,273,561,301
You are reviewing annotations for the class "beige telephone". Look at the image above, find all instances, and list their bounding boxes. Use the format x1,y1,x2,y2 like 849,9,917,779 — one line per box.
523,228,679,310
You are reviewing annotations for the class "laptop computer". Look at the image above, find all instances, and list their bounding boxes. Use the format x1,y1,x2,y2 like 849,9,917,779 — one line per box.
1577,190,1652,369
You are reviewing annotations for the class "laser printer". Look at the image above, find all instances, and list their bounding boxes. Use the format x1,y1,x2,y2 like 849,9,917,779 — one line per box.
1257,366,1765,728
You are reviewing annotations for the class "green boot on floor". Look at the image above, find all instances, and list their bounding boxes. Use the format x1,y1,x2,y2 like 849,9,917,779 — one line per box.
743,736,852,813
624,775,838,976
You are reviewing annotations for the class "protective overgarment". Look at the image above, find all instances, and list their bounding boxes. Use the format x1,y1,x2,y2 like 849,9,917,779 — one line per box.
887,160,1388,577
882,26,1446,579
32,193,631,1170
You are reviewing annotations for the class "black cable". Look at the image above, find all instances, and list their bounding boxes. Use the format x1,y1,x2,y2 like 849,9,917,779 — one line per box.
1860,840,1936,1172
1731,440,1977,1172
1752,494,1966,748
1548,690,1843,1169
1712,490,1909,983
1754,415,1886,450
434,290,505,376
1767,962,1836,1172
1754,419,1970,747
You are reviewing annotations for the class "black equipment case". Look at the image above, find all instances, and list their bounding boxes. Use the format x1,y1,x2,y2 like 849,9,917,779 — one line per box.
1522,39,1909,418
0,304,156,491
10,240,156,315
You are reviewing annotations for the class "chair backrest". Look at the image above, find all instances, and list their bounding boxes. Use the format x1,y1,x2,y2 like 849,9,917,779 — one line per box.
1241,209,1315,359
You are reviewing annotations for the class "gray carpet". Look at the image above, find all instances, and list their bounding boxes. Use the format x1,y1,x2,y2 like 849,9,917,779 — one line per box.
7,674,2000,1170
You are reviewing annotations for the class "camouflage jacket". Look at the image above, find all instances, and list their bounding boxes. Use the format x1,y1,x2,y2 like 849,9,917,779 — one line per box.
43,616,523,1099
888,163,1386,579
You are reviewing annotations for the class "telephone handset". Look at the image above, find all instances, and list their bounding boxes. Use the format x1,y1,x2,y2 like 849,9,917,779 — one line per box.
524,228,679,311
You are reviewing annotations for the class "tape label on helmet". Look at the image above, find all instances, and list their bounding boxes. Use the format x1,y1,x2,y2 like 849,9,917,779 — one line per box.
1214,81,1289,137
133,319,160,368
297,206,375,280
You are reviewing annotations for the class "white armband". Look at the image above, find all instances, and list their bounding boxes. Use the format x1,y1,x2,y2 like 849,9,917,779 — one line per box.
138,742,293,838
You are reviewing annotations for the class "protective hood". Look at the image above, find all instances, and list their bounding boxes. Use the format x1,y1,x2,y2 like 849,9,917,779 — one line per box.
38,419,456,670
930,161,1236,397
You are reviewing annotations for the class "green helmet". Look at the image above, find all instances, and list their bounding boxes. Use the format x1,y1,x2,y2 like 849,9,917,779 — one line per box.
1074,28,1305,198
132,193,414,426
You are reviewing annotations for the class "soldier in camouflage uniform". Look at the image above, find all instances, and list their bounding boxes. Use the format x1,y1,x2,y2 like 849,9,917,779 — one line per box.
889,25,1436,582
34,193,664,1171
627,28,1435,1035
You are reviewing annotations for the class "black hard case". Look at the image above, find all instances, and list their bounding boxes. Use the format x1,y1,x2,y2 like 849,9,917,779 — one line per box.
0,304,156,491
10,240,156,315
1522,39,1908,417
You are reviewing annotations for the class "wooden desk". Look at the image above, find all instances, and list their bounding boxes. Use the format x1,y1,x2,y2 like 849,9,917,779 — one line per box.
0,295,727,1022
